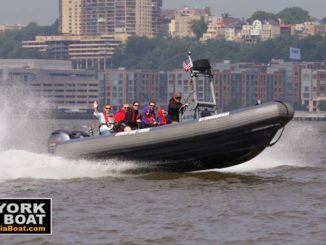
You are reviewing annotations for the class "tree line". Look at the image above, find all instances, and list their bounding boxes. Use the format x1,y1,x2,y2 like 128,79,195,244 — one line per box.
248,7,312,24
111,35,326,70
0,21,58,59
0,18,325,70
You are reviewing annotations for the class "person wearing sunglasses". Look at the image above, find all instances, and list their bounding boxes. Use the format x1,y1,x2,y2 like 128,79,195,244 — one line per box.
114,103,129,132
168,92,188,122
141,100,158,128
93,100,115,135
125,101,142,129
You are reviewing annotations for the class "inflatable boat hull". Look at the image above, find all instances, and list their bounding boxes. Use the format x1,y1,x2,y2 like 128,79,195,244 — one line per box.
49,101,294,172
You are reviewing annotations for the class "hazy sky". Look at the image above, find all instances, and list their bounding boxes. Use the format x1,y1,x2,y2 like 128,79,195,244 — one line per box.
0,0,325,25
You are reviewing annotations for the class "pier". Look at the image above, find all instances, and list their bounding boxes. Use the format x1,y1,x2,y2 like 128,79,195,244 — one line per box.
294,111,326,121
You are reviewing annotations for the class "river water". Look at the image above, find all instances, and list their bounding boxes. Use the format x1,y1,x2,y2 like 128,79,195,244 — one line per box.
0,110,325,244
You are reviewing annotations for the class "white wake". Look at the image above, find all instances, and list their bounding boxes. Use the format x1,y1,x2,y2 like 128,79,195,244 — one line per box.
0,149,139,181
223,121,323,172
0,87,139,181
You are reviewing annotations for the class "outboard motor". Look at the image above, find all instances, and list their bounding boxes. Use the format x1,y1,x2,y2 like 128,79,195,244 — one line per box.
48,130,90,153
48,130,71,154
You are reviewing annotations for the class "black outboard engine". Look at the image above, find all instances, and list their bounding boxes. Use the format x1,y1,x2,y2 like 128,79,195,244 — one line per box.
48,130,89,153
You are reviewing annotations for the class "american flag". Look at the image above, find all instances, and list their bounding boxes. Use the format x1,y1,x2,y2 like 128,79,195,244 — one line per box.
182,58,192,72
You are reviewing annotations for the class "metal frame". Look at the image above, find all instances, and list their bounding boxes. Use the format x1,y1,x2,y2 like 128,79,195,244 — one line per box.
180,52,218,121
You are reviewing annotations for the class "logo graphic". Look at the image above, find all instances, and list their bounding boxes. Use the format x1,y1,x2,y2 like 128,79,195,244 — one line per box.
0,198,52,234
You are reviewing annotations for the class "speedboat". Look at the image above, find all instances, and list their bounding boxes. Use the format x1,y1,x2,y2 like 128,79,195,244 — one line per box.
48,58,294,172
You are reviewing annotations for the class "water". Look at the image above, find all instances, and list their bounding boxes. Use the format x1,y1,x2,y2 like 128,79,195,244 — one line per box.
0,92,325,244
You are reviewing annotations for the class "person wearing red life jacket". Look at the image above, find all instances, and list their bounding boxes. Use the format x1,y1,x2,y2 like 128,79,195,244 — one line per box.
157,107,170,126
125,101,141,129
93,101,115,135
114,104,129,131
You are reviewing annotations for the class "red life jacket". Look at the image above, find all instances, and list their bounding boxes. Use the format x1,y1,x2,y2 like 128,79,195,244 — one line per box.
157,108,167,125
104,113,109,123
131,110,140,122
115,109,126,123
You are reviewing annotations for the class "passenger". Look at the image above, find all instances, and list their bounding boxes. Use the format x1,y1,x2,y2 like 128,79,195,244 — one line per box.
141,100,157,128
157,107,170,126
125,101,141,130
168,92,188,122
114,104,129,132
93,101,114,135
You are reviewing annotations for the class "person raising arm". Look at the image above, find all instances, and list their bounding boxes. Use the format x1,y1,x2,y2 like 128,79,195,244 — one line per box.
93,101,114,135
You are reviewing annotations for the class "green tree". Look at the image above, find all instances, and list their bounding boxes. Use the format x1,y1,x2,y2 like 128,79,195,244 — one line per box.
191,19,208,39
277,7,311,24
248,11,277,23
111,35,326,70
318,101,326,111
0,20,58,59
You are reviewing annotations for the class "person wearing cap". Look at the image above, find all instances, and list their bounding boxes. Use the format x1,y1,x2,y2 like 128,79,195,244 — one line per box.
93,101,115,135
168,92,188,122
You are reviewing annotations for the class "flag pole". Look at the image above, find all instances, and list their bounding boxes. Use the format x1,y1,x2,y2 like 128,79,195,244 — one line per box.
188,51,193,68
187,51,195,98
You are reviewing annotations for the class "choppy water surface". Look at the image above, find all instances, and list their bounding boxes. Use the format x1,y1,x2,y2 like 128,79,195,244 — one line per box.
0,99,325,244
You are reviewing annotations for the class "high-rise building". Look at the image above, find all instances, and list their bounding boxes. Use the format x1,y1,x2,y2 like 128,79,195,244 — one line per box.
136,0,162,37
59,0,162,37
59,0,81,35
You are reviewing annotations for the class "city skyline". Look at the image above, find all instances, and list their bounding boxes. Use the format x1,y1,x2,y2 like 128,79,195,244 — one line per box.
0,0,325,25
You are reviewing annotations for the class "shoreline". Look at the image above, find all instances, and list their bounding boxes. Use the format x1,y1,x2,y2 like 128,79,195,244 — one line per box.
293,111,326,121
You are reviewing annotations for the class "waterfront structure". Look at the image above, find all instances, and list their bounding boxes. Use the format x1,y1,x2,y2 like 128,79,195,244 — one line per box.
105,61,325,112
210,63,287,110
104,68,167,111
266,60,301,106
167,69,212,103
2,58,325,112
300,62,326,111
166,63,289,111
0,60,99,110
